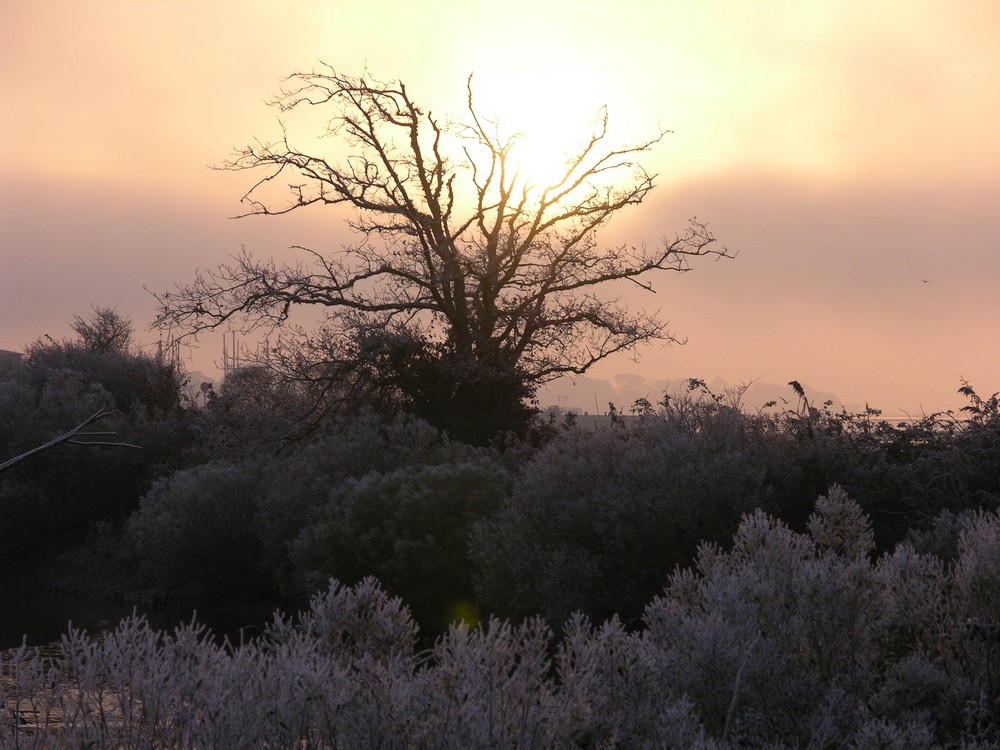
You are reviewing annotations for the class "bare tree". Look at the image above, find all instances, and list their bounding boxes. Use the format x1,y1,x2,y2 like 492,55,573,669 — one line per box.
154,67,731,442
71,306,135,354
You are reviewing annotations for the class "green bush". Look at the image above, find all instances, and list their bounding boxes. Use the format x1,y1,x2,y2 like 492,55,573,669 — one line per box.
251,413,484,593
0,309,190,576
472,412,768,626
292,459,513,631
127,461,270,601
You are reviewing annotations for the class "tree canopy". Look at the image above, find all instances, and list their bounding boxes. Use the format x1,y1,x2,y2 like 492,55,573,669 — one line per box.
155,67,731,442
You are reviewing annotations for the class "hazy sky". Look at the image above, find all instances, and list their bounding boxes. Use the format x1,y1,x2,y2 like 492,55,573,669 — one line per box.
2,0,998,415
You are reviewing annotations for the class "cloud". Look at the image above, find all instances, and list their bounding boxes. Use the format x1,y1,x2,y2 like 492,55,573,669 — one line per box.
574,169,1000,415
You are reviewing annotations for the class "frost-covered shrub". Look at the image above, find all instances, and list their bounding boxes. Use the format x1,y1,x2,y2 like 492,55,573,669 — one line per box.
871,544,949,664
646,509,840,744
808,484,875,558
0,580,416,748
472,417,767,625
292,460,513,631
848,718,938,750
418,617,562,747
869,654,952,737
903,507,981,562
638,488,1000,746
555,613,705,748
127,460,269,600
11,491,1000,748
951,509,1000,622
2,577,713,749
949,509,1000,719
640,489,948,747
257,577,425,747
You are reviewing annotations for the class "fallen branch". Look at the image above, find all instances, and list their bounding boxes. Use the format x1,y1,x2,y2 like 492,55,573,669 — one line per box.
0,409,141,473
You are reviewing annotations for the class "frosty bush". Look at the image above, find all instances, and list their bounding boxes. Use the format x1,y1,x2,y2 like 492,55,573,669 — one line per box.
7,490,1000,748
949,508,1000,727
639,487,999,746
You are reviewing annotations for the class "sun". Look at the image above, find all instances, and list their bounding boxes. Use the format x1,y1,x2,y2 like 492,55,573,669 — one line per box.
467,64,619,195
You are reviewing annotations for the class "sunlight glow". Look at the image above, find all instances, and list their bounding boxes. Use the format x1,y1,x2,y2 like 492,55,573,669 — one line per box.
467,63,621,195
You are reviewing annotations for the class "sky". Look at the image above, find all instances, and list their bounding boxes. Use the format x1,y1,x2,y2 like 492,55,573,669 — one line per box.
2,0,998,416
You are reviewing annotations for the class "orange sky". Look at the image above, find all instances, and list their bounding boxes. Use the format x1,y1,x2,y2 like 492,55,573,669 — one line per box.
2,0,998,415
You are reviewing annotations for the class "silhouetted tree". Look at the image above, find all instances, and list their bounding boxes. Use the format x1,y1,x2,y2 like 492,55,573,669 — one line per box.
70,305,134,354
155,67,731,442
24,308,182,414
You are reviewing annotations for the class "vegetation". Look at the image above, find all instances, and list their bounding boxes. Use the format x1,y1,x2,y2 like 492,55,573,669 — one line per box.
5,492,1000,747
4,65,1000,744
0,308,189,577
5,308,1000,745
153,68,731,443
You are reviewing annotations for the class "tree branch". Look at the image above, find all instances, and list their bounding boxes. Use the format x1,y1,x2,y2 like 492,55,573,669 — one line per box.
0,410,141,474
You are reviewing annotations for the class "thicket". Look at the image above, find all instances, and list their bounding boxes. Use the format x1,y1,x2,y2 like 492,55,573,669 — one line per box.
6,315,1000,743
5,491,1000,748
0,311,190,577
113,377,1000,645
7,322,1000,636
